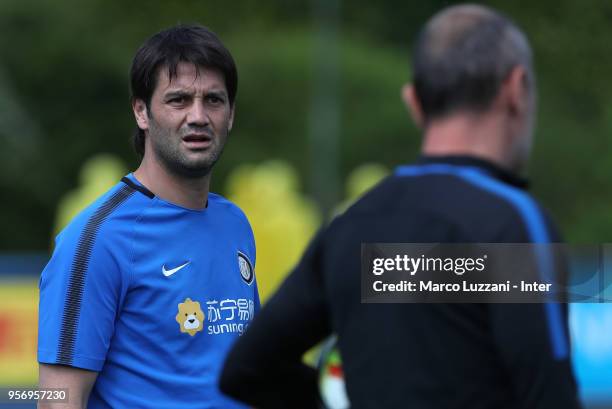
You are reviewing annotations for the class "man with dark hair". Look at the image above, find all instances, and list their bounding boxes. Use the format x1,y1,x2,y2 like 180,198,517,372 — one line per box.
38,24,259,408
220,5,582,409
129,24,238,159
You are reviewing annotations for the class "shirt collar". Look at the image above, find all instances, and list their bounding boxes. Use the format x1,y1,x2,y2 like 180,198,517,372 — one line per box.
415,155,529,190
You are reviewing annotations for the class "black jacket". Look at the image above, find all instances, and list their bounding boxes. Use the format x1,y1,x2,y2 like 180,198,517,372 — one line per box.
220,156,582,409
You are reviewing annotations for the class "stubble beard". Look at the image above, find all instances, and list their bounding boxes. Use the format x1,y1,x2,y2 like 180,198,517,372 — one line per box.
148,117,228,179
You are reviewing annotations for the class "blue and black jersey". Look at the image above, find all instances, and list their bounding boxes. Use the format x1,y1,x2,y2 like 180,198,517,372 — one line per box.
38,173,259,409
220,155,581,409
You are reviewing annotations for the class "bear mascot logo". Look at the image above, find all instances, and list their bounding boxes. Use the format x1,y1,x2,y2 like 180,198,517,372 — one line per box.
176,298,205,336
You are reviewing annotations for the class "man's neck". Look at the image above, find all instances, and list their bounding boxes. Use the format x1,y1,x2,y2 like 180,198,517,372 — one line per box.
420,112,515,172
133,156,210,210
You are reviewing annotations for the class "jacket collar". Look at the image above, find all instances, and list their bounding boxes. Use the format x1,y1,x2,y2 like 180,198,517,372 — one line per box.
415,155,529,190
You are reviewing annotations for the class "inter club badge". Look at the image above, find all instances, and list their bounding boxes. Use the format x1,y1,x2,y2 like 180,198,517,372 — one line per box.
237,251,254,285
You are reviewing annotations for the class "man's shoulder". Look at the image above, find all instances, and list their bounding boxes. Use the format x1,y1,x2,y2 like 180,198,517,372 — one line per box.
342,172,522,217
332,172,559,242
56,179,151,246
209,192,251,225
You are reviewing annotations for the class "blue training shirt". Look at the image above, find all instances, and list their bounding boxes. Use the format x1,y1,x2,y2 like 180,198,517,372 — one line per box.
38,174,260,408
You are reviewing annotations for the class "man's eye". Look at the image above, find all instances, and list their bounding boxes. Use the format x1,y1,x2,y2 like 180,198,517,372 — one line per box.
206,96,224,105
168,96,186,104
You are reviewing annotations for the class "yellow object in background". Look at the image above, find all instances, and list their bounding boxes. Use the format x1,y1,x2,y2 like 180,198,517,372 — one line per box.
0,281,39,385
54,153,127,238
226,160,321,301
333,163,389,217
226,160,388,303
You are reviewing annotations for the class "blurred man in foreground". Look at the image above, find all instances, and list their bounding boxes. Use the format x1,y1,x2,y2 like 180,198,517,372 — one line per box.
220,4,582,408
38,25,259,408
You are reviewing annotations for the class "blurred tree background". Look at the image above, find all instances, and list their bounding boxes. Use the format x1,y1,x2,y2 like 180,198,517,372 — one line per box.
1,0,612,252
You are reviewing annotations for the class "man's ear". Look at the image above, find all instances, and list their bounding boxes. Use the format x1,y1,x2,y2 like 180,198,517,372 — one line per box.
402,84,425,129
132,99,149,131
502,66,529,117
228,104,235,133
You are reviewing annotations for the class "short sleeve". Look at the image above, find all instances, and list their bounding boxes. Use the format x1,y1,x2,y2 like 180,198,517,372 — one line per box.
38,223,128,371
249,232,261,313
240,209,261,313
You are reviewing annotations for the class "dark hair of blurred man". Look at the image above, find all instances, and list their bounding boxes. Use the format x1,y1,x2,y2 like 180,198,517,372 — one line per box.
220,5,582,409
37,24,259,409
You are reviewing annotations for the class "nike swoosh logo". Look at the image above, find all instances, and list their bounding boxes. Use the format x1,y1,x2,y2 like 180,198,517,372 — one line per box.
162,261,190,277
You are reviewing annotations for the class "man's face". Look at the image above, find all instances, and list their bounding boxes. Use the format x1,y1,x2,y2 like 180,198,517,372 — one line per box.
141,62,234,178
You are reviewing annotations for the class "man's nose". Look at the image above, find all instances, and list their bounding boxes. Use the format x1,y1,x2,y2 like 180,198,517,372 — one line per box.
187,100,209,127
